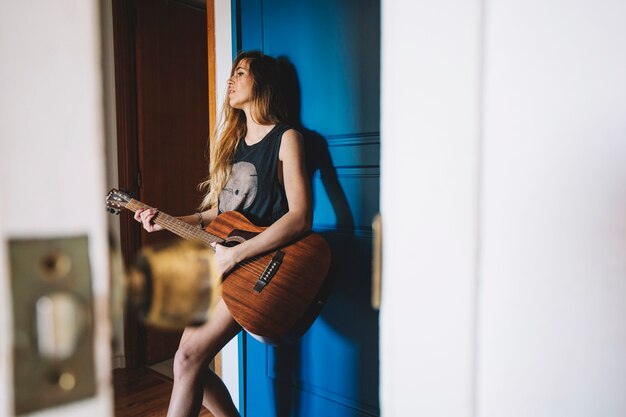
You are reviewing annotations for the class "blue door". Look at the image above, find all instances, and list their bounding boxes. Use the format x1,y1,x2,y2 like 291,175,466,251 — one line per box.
234,1,380,415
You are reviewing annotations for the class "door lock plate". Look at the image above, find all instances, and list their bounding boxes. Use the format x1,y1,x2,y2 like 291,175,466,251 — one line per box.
8,236,96,415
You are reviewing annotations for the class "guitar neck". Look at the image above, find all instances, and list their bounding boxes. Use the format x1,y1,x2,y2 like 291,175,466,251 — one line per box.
125,199,222,248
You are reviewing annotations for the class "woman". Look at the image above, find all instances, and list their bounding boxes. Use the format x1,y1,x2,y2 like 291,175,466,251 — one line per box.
134,50,312,417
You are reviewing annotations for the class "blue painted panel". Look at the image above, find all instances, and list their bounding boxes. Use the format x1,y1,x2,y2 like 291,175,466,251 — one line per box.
235,0,381,416
245,233,379,417
238,0,264,52
312,167,380,234
268,285,380,415
326,133,380,168
260,0,380,136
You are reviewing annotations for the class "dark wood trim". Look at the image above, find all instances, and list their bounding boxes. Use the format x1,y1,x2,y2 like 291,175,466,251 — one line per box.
112,0,144,369
112,0,219,370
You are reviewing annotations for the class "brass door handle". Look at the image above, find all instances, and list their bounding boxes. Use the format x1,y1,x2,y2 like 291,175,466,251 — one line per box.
128,240,221,329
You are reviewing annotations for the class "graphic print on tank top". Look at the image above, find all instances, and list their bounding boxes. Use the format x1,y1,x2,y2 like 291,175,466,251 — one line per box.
218,161,258,213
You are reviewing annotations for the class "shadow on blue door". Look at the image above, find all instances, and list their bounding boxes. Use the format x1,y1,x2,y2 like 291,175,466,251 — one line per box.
237,0,381,413
254,59,379,417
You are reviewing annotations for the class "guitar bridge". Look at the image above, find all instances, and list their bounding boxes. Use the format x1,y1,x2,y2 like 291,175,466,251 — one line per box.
253,250,285,293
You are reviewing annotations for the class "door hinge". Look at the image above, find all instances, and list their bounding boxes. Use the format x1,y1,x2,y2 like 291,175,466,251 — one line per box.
372,213,382,310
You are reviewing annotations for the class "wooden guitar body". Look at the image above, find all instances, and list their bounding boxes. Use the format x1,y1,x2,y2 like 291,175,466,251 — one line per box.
206,211,332,345
105,188,332,345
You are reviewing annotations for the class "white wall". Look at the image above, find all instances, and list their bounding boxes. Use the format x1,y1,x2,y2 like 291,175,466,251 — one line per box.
381,0,626,416
478,0,626,415
214,0,241,408
0,1,112,416
380,0,483,415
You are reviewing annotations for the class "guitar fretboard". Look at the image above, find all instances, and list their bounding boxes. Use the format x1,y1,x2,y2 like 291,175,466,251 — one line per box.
126,200,223,249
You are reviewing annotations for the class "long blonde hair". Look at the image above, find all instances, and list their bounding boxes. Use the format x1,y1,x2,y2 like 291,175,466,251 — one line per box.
198,51,287,210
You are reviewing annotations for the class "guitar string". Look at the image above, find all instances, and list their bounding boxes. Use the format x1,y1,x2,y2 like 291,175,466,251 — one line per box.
154,213,267,275
112,197,266,274
132,203,264,275
127,200,269,276
144,209,267,274
155,213,264,274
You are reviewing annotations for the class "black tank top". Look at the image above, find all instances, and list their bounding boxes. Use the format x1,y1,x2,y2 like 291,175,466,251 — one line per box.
217,124,290,226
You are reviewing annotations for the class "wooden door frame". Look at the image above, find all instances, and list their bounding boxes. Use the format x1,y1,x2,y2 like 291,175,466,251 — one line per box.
111,0,142,368
111,0,217,369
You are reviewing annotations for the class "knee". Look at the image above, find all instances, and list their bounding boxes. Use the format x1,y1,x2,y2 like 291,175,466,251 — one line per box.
173,347,206,380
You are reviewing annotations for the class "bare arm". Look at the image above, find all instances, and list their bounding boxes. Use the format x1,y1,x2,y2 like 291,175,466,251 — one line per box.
178,206,218,227
212,129,312,274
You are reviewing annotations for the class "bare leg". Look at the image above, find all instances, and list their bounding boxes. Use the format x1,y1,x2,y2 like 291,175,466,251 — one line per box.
201,369,240,415
166,299,241,417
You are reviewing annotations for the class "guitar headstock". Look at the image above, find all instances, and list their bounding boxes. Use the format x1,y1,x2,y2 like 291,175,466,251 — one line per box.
105,188,132,215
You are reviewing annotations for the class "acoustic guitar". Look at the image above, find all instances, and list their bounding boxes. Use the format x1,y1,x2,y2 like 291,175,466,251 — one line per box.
105,188,331,345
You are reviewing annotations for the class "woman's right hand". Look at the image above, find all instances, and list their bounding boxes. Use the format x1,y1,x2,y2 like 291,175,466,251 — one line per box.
134,208,163,232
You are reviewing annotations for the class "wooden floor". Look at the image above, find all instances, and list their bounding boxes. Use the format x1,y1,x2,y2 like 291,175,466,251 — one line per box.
113,367,213,417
